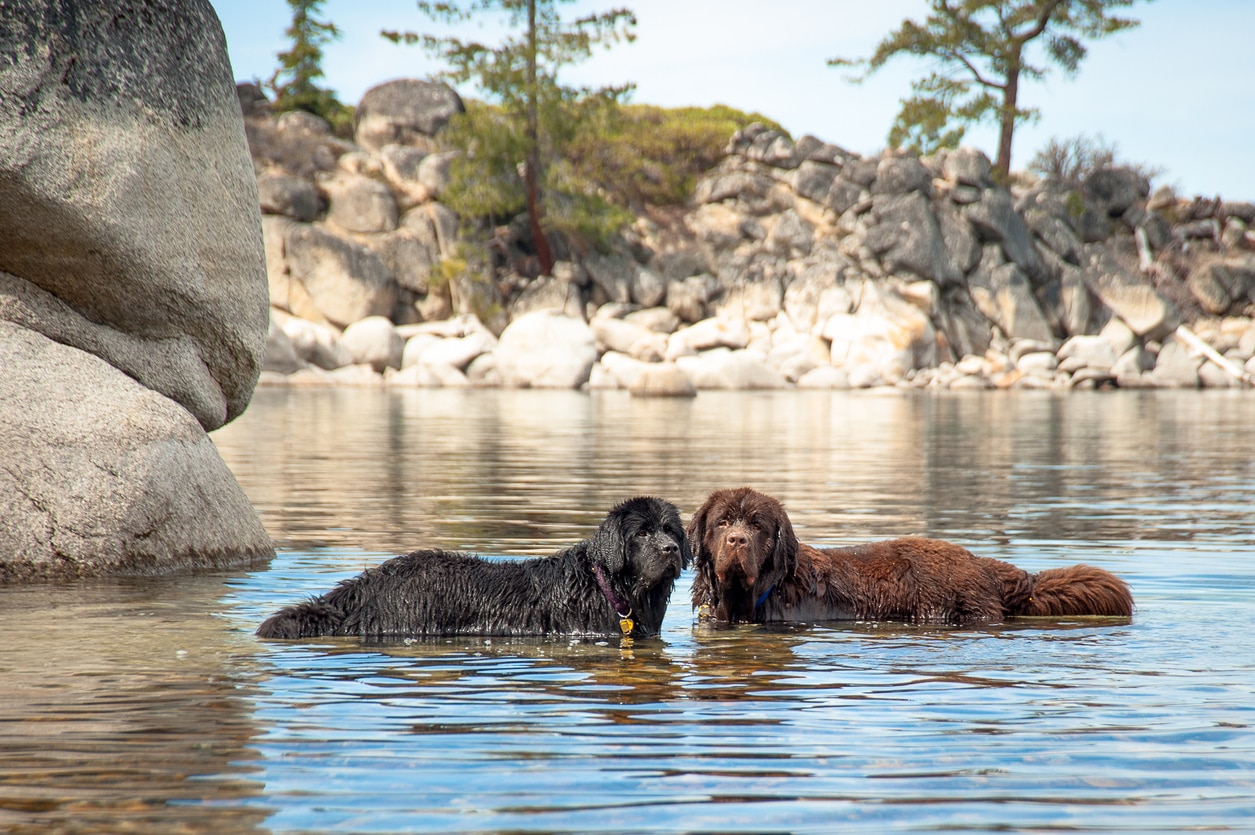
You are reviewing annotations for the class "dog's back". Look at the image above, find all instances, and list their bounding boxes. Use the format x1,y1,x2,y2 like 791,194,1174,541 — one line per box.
256,549,554,639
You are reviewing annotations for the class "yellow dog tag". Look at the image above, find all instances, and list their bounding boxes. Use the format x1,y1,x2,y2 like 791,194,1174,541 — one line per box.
619,616,634,635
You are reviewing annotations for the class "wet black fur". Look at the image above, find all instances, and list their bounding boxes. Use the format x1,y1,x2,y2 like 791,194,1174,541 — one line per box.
256,497,690,640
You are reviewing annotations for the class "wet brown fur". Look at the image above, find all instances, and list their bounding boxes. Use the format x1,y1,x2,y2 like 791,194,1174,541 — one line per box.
689,487,1133,625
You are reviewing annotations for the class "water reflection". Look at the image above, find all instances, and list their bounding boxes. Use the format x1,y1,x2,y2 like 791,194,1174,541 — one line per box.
0,576,269,835
213,388,1255,552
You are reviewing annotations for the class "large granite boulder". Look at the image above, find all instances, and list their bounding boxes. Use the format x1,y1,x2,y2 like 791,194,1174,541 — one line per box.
0,0,273,580
354,79,465,151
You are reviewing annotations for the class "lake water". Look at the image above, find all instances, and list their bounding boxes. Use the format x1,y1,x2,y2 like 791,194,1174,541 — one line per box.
3,387,1255,834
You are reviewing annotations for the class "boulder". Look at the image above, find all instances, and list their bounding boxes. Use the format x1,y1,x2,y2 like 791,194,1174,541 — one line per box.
256,173,321,222
263,318,304,374
963,189,1049,283
283,224,398,327
1057,334,1117,374
873,155,933,196
628,364,697,398
676,349,789,390
1083,167,1150,217
667,274,719,324
864,192,961,286
494,310,598,388
322,172,399,234
1080,244,1179,340
1149,338,1201,388
274,310,353,370
0,0,276,578
340,316,404,372
354,79,465,151
967,251,1054,344
378,144,432,208
0,0,269,432
0,324,272,582
943,147,992,188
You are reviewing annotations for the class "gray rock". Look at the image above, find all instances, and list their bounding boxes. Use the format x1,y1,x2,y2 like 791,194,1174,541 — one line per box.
257,173,321,222
323,173,399,234
628,364,696,398
1057,334,1117,373
364,227,439,294
865,192,961,286
1080,244,1179,340
667,274,719,324
793,134,855,165
508,275,583,320
943,147,992,188
693,167,778,207
417,151,457,201
0,323,272,581
354,79,465,151
963,189,1049,283
1187,257,1255,316
967,250,1054,343
0,0,269,431
766,210,814,257
792,160,840,204
935,287,993,360
843,157,880,188
378,144,432,209
1025,208,1083,264
825,177,867,215
873,156,933,196
1083,167,1150,217
285,224,398,327
936,200,981,274
264,319,305,374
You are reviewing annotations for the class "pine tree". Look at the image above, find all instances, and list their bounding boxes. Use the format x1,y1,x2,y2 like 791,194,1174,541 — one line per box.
268,0,346,127
831,0,1149,178
384,0,636,275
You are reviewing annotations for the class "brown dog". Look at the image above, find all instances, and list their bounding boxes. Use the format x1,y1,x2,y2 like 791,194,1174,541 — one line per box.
689,487,1133,625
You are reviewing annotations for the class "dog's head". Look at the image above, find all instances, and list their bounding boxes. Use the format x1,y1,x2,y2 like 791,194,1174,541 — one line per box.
688,487,800,622
589,495,690,601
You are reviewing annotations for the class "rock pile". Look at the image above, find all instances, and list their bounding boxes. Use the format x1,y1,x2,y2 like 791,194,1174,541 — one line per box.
250,83,1255,393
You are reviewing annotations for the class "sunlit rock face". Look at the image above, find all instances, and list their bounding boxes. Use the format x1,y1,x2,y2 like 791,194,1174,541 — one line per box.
0,0,273,581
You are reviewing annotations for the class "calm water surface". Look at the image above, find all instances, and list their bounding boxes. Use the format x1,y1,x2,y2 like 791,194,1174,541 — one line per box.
3,388,1255,834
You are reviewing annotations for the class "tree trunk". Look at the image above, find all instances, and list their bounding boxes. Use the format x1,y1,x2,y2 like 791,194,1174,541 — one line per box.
524,0,554,276
995,61,1019,181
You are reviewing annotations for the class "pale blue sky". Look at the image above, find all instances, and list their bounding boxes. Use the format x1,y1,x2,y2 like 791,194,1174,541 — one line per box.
210,1,1255,199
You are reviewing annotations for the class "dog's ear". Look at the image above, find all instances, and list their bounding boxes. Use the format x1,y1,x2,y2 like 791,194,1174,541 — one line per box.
678,524,693,570
685,500,712,567
772,512,800,579
686,496,720,609
589,515,630,576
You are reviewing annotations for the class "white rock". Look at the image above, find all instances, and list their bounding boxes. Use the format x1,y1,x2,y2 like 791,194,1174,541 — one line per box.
494,310,598,389
341,316,404,372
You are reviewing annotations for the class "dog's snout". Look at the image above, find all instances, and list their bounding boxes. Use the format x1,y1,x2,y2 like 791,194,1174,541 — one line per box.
726,530,749,547
660,537,678,556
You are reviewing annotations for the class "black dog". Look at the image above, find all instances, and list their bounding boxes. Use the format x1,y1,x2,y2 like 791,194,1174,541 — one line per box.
256,497,690,640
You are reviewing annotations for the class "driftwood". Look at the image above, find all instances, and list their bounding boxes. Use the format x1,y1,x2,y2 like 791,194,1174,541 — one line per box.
1174,325,1255,386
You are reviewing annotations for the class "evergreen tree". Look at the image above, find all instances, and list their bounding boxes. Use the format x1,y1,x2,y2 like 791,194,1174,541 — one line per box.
384,0,636,274
831,0,1149,178
268,0,347,128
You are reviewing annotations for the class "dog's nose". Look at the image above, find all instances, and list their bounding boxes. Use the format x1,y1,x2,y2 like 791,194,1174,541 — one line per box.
661,539,678,555
726,531,748,547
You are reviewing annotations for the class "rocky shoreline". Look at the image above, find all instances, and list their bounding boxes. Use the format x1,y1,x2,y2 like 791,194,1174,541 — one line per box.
249,80,1255,394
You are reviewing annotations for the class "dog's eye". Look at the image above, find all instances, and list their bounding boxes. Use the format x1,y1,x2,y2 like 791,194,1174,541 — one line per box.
717,520,730,528
636,529,651,537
